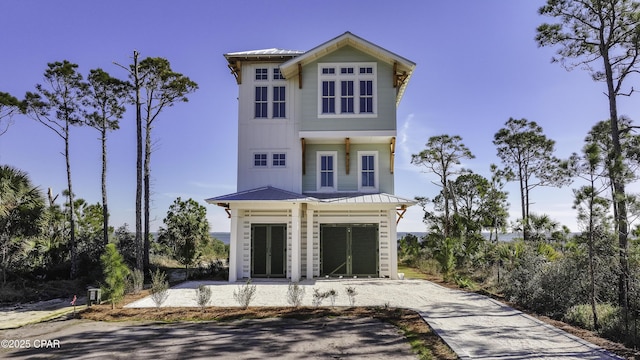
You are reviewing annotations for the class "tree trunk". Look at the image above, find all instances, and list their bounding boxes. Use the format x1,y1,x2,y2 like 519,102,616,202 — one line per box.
518,162,528,241
601,47,629,317
133,51,144,272
144,118,151,272
588,185,599,330
101,127,109,248
65,122,77,279
598,40,630,334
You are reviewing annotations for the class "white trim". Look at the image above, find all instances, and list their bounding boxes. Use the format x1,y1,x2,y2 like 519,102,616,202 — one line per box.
357,151,379,192
316,151,337,192
317,62,377,118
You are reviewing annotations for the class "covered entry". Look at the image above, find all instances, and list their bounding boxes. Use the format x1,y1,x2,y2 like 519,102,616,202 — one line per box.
251,224,286,277
320,224,378,277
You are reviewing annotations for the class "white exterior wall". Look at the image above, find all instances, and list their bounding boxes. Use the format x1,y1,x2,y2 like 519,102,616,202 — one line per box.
236,62,301,193
228,204,399,281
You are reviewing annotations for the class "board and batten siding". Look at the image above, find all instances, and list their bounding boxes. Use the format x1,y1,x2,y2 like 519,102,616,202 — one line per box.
297,46,397,132
302,143,393,193
236,62,302,193
232,206,397,280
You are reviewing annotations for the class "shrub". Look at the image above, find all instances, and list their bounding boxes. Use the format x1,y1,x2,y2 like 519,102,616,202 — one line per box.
149,269,170,308
286,282,305,307
345,286,357,306
128,268,144,295
312,288,329,307
564,303,624,339
195,285,212,310
327,289,338,307
233,279,256,308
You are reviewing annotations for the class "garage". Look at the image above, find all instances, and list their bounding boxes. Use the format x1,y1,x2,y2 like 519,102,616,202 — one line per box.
320,224,378,277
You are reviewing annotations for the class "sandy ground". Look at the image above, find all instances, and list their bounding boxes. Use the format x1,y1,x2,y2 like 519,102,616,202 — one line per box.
0,317,416,359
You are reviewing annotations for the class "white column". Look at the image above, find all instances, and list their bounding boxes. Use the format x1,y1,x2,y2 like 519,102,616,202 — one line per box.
291,205,301,282
389,209,399,280
306,208,314,279
228,209,239,282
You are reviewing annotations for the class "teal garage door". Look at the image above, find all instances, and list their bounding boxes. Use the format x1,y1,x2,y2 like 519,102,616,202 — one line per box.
320,224,378,277
251,224,286,278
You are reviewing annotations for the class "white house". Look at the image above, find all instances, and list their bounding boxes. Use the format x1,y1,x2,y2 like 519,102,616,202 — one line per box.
207,32,416,282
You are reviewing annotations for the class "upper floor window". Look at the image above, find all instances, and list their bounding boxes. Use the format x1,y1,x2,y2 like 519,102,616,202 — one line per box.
255,86,268,118
273,68,285,80
253,66,286,119
317,151,337,191
358,151,378,192
322,81,335,114
254,153,268,167
255,68,268,80
273,86,286,118
318,62,376,117
272,153,286,167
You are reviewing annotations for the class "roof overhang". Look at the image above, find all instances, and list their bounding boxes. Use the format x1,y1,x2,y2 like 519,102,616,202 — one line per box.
206,186,416,207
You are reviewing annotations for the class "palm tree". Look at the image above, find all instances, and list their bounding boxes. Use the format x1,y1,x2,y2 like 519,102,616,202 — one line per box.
0,165,44,284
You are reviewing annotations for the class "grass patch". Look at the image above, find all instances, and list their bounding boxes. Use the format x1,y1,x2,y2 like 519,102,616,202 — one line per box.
80,304,456,359
398,264,430,280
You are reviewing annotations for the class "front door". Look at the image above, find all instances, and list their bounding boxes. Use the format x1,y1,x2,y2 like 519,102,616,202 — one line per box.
320,224,378,277
251,224,286,278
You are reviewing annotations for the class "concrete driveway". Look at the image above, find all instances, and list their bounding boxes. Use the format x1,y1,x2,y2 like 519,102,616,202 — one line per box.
127,278,623,359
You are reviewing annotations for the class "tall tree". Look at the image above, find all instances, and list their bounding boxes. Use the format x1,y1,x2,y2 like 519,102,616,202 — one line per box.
0,92,22,136
137,57,197,271
493,118,569,241
24,61,87,279
157,197,209,280
85,68,131,248
536,0,640,312
115,51,143,272
485,164,510,242
571,142,612,330
411,135,474,238
0,166,44,284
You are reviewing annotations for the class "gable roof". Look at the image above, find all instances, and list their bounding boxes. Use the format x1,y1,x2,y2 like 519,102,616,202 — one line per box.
279,31,416,104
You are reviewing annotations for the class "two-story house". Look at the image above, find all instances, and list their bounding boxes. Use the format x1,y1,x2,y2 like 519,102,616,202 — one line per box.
207,32,416,282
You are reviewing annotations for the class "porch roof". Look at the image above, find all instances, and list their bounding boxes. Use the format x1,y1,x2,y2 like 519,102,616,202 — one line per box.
206,187,416,206
308,192,416,205
205,186,312,203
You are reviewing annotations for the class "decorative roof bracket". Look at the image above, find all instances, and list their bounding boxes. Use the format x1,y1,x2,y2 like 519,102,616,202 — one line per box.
393,62,408,89
228,61,242,84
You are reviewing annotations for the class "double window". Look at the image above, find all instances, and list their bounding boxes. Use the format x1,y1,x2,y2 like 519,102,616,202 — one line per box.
318,63,376,117
254,152,286,168
254,67,286,119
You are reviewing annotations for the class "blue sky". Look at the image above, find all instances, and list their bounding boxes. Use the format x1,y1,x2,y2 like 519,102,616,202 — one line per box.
1,1,639,233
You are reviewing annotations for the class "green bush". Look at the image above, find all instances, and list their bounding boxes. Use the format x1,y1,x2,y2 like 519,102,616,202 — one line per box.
233,279,256,308
564,303,622,337
149,269,169,307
